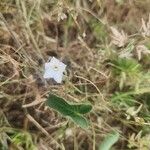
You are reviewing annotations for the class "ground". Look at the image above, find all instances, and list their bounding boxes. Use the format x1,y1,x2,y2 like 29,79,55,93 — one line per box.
1,0,150,150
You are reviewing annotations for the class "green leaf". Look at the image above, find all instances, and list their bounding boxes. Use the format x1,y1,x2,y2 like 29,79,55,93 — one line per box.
70,114,89,129
46,94,92,128
46,94,72,116
71,104,92,114
99,131,119,150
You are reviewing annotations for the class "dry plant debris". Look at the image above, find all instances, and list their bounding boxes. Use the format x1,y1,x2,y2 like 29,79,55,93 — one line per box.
1,0,150,150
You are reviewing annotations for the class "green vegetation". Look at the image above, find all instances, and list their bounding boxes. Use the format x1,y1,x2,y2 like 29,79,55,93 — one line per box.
1,0,150,149
47,94,92,129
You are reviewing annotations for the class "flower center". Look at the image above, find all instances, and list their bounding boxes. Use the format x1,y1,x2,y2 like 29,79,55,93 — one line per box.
53,65,59,71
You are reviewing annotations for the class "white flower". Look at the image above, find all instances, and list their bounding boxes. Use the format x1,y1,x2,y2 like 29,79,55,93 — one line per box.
43,57,66,83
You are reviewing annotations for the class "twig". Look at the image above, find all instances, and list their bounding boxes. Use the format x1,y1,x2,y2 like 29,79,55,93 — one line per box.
26,114,62,149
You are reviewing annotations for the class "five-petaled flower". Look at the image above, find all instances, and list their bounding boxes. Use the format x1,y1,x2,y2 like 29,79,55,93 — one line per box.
43,57,66,83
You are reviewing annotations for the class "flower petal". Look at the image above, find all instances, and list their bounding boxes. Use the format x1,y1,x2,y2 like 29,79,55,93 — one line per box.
43,69,55,79
53,72,63,83
51,57,66,71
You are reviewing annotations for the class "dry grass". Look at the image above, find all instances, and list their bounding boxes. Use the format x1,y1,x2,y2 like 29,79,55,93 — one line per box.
1,0,150,149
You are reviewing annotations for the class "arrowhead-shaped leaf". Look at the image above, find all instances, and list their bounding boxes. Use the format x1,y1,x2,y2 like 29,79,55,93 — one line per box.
46,94,92,128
